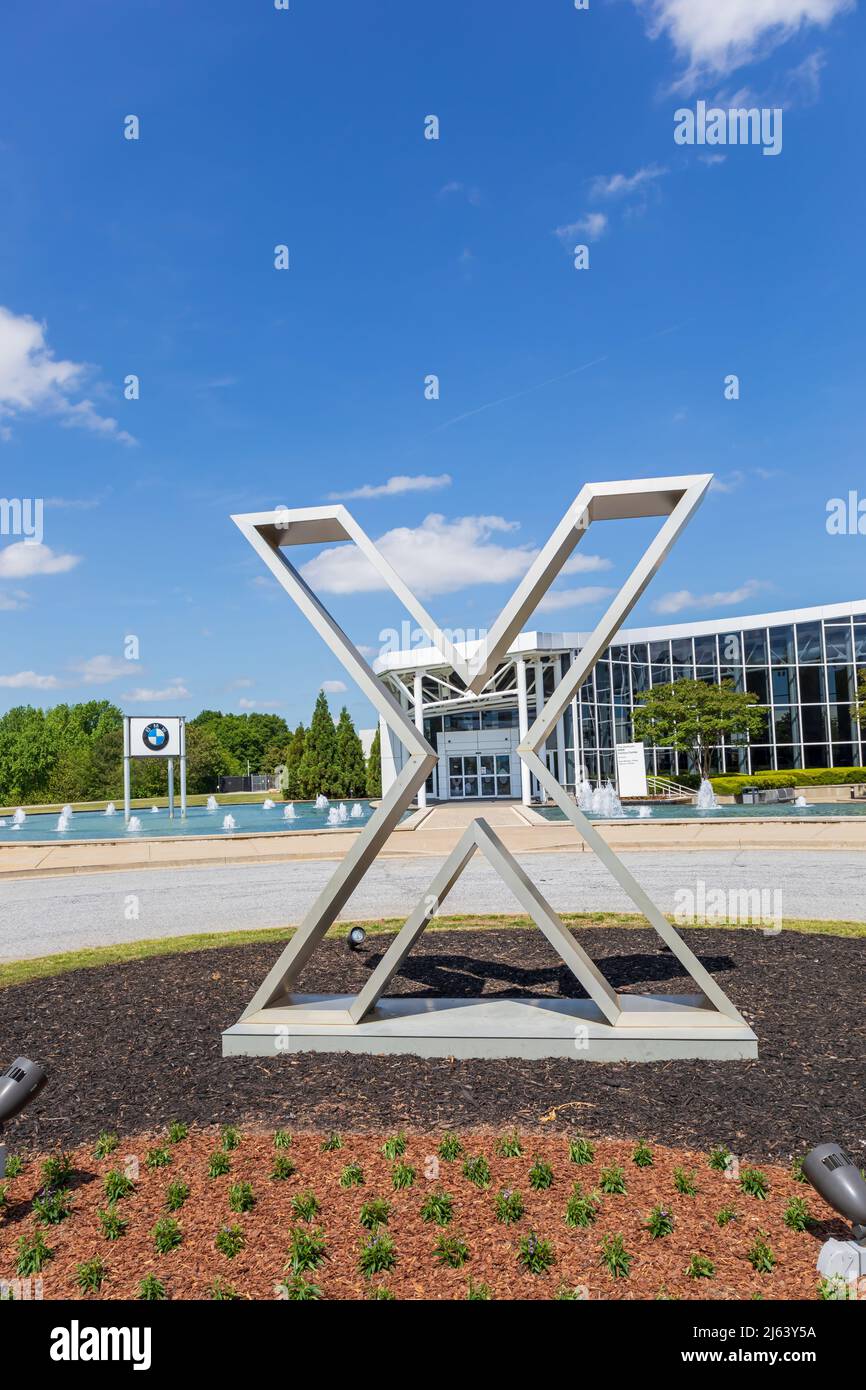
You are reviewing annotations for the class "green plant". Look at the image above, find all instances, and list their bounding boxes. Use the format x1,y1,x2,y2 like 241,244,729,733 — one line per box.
32,1186,73,1225
462,1155,491,1189
16,1231,53,1275
98,1205,127,1240
495,1131,523,1158
748,1231,776,1273
599,1233,632,1279
340,1161,364,1188
359,1198,391,1230
145,1146,172,1170
215,1224,245,1259
41,1151,74,1186
391,1160,415,1191
784,1196,812,1232
321,1132,343,1152
381,1132,407,1160
0,1182,6,1212
153,1217,182,1254
632,1140,654,1169
434,1233,470,1269
2,1154,24,1178
518,1231,555,1275
555,1285,585,1300
708,1144,733,1173
167,1121,189,1144
529,1156,554,1190
210,1278,240,1300
568,1136,594,1166
599,1163,627,1195
646,1205,675,1239
94,1133,119,1160
420,1190,454,1226
369,1284,395,1301
165,1180,190,1212
817,1274,856,1300
739,1167,770,1199
291,1190,321,1222
287,1225,327,1273
686,1254,715,1279
270,1154,296,1181
467,1278,492,1300
278,1274,323,1300
228,1181,256,1214
75,1256,108,1294
633,678,766,781
138,1272,167,1301
438,1132,463,1162
103,1168,135,1202
494,1189,524,1225
673,1167,698,1197
716,1205,737,1227
791,1154,807,1183
358,1232,397,1278
565,1183,599,1229
207,1151,232,1178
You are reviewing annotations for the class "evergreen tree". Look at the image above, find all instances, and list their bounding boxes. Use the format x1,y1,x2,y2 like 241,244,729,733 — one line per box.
298,692,337,798
333,707,367,797
365,725,382,798
282,723,307,798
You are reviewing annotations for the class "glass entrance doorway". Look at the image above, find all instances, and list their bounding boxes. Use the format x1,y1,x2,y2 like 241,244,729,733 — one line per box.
448,753,511,798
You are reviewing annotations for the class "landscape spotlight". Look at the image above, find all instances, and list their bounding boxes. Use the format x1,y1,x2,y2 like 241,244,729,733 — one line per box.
0,1057,47,1178
802,1141,866,1283
347,926,366,951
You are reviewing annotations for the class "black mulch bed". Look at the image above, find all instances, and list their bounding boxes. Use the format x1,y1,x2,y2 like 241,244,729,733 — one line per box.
3,927,864,1162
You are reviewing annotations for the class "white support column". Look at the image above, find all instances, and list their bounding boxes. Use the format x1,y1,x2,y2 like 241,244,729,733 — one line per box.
179,717,187,817
122,716,131,824
379,712,399,797
516,657,532,806
413,670,426,809
167,758,175,819
533,658,546,801
554,656,567,789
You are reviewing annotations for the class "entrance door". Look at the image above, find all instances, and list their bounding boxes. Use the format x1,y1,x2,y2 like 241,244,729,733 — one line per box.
448,753,511,798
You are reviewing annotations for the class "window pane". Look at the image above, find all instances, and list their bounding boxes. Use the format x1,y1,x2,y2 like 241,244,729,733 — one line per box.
649,641,670,663
829,704,853,741
631,663,649,693
826,666,853,702
832,744,855,768
693,635,717,665
719,665,745,692
719,631,743,664
651,667,672,688
750,746,773,771
743,629,767,665
768,625,795,665
595,662,611,696
854,625,866,661
824,624,853,662
610,645,629,663
611,663,629,696
481,707,517,729
796,622,823,663
771,666,797,703
448,757,462,776
802,706,828,742
799,666,825,703
745,668,768,703
670,638,692,664
805,744,829,768
496,756,510,775
463,776,478,796
774,707,799,742
481,777,495,797
775,745,802,770
479,755,494,775
449,778,462,797
629,643,649,665
496,774,510,795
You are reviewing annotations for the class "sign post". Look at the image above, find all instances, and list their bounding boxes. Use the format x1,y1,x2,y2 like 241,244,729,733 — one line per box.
122,716,187,823
614,741,648,799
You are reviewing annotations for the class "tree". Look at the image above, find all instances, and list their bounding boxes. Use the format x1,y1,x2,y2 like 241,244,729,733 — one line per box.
333,707,367,798
184,724,239,794
366,725,382,798
298,691,337,797
281,723,307,798
632,678,766,780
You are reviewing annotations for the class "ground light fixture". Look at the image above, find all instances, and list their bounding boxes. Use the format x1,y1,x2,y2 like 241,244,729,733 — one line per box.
0,1056,47,1178
347,926,367,951
802,1141,866,1283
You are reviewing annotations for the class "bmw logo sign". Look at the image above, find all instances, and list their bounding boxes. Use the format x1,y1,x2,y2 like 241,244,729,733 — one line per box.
142,721,170,753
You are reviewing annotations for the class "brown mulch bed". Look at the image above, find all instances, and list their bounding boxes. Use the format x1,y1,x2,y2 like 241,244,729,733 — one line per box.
0,1129,845,1301
2,926,864,1164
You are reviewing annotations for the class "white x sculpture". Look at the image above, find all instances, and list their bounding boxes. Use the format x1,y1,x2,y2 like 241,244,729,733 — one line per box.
222,476,757,1061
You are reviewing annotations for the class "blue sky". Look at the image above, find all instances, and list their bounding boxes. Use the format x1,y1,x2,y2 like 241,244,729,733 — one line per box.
1,0,864,730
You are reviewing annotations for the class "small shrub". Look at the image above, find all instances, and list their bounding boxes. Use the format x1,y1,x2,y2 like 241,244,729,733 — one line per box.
138,1272,167,1301
438,1132,463,1162
599,1163,627,1195
529,1156,554,1190
221,1125,241,1151
494,1189,524,1225
321,1132,343,1152
358,1232,397,1278
16,1232,53,1275
740,1167,770,1199
165,1180,190,1212
817,1274,856,1300
0,1183,6,1212
75,1256,108,1294
32,1186,73,1225
270,1154,296,1181
599,1233,632,1279
495,1131,523,1158
748,1230,776,1273
207,1151,232,1179
568,1136,594,1166
99,1205,127,1240
167,1121,189,1145
708,1144,732,1173
381,1132,407,1160
467,1278,492,1300
565,1184,599,1229
646,1205,675,1239
291,1190,320,1222
462,1155,491,1189
673,1167,698,1197
420,1190,454,1226
359,1198,391,1230
287,1225,327,1273
632,1140,654,1169
686,1254,715,1279
145,1146,172,1170
369,1284,395,1301
273,1129,292,1150
41,1152,74,1186
784,1196,812,1232
228,1181,255,1214
103,1169,135,1202
791,1154,807,1183
555,1285,585,1301
518,1231,555,1275
215,1224,245,1259
210,1278,239,1300
3,1154,24,1179
152,1217,182,1254
339,1162,364,1189
435,1234,470,1269
716,1205,738,1227
94,1133,118,1160
278,1274,323,1300
391,1161,415,1191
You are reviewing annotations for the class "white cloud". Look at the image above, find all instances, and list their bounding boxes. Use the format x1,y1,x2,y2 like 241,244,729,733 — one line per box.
633,0,852,82
536,586,616,614
588,165,667,199
238,697,283,709
554,212,608,242
0,305,135,443
320,680,348,693
0,670,61,689
709,470,746,494
652,579,768,615
0,542,81,578
0,589,29,610
123,681,190,702
327,473,452,501
72,654,134,684
438,181,482,205
561,552,613,576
